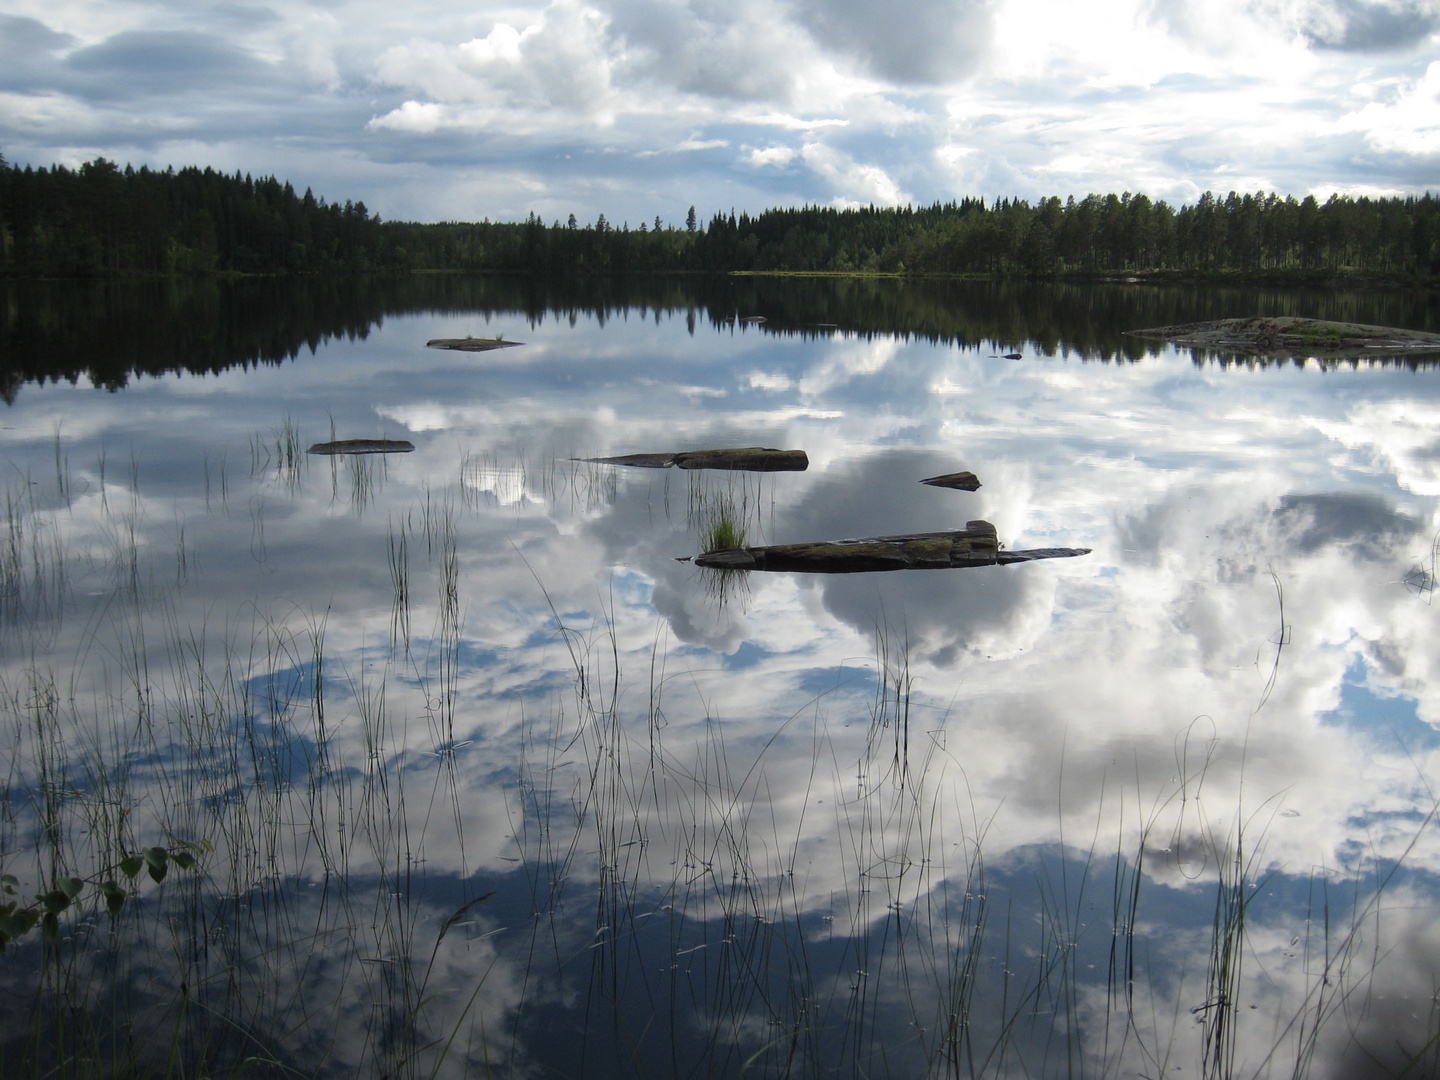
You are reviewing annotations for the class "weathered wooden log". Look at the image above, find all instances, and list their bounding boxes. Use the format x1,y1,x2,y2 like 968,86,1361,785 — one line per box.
691,521,1090,573
673,448,807,471
919,471,981,491
581,447,809,472
306,439,415,455
425,337,524,352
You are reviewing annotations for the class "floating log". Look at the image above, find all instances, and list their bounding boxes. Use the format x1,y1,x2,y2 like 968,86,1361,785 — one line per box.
581,447,809,472
306,439,415,456
1125,317,1440,359
693,521,1089,573
674,448,806,471
920,471,981,491
425,337,524,352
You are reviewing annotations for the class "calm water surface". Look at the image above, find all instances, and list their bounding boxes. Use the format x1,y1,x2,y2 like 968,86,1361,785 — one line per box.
2,276,1439,1078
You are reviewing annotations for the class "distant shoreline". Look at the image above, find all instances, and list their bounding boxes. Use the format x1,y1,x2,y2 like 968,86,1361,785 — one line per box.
4,267,1435,290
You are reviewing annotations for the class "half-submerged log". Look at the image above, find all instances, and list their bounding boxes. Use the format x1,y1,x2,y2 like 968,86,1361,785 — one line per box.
583,447,809,472
920,471,981,491
306,439,415,455
426,337,524,352
1125,317,1440,359
693,520,1089,573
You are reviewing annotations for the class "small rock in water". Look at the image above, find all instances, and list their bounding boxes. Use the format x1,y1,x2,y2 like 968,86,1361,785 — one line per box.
1003,352,1023,360
919,471,981,491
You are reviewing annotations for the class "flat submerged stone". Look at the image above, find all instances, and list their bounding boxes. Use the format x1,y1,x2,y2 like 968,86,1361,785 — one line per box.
425,337,524,352
306,439,416,455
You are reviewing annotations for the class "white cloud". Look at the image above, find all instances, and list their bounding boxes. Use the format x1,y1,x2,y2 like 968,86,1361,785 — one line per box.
674,136,729,151
748,371,793,391
370,99,448,133
799,141,909,205
746,145,798,167
1337,59,1440,154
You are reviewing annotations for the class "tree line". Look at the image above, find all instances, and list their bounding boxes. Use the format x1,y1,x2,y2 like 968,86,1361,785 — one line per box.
3,154,1438,279
0,156,393,275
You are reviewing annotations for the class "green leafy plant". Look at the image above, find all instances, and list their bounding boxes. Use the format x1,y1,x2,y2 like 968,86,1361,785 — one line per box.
0,840,208,951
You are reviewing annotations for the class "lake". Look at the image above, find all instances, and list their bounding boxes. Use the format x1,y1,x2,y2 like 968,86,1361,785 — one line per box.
2,274,1439,1079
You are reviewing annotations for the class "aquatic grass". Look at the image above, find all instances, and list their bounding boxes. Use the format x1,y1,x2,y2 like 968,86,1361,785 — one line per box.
702,511,747,554
202,450,229,514
388,514,411,651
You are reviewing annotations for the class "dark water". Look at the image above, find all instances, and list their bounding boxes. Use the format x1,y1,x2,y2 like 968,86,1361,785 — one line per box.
6,273,1440,398
1,274,1439,1079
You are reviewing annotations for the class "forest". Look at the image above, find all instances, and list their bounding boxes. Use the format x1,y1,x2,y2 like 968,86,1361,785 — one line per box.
2,153,1439,279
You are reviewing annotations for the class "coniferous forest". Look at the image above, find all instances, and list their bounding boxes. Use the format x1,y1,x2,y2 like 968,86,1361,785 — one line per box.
3,153,1440,280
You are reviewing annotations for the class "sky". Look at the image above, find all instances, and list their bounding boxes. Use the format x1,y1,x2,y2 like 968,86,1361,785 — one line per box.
0,0,1438,224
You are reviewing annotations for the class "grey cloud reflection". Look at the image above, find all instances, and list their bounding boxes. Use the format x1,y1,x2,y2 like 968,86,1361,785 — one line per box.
772,449,1058,664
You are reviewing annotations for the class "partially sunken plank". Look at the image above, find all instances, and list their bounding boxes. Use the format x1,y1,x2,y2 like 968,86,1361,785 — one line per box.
426,337,524,352
306,439,415,455
693,521,1090,573
920,471,981,491
582,447,809,472
1125,317,1440,359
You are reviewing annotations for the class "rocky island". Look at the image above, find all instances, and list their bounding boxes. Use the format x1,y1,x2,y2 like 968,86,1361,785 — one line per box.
1125,317,1440,360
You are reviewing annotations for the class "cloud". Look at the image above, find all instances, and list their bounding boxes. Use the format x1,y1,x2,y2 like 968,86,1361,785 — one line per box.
371,99,449,134
604,0,815,104
0,13,77,57
2,0,1438,229
799,142,910,206
1337,60,1440,155
748,371,793,391
1301,0,1440,51
792,0,999,84
62,30,273,99
1273,491,1423,558
674,136,728,151
371,2,624,130
745,146,798,167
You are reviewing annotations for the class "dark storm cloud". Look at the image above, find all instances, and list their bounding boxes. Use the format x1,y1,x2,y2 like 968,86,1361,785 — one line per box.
62,31,275,100
606,0,796,102
791,0,997,83
0,13,77,56
778,450,1045,662
1274,492,1422,558
1120,489,1422,594
1304,0,1440,51
0,14,76,91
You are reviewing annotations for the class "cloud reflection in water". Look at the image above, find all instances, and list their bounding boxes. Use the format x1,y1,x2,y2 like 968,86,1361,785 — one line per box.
1,279,1439,1077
